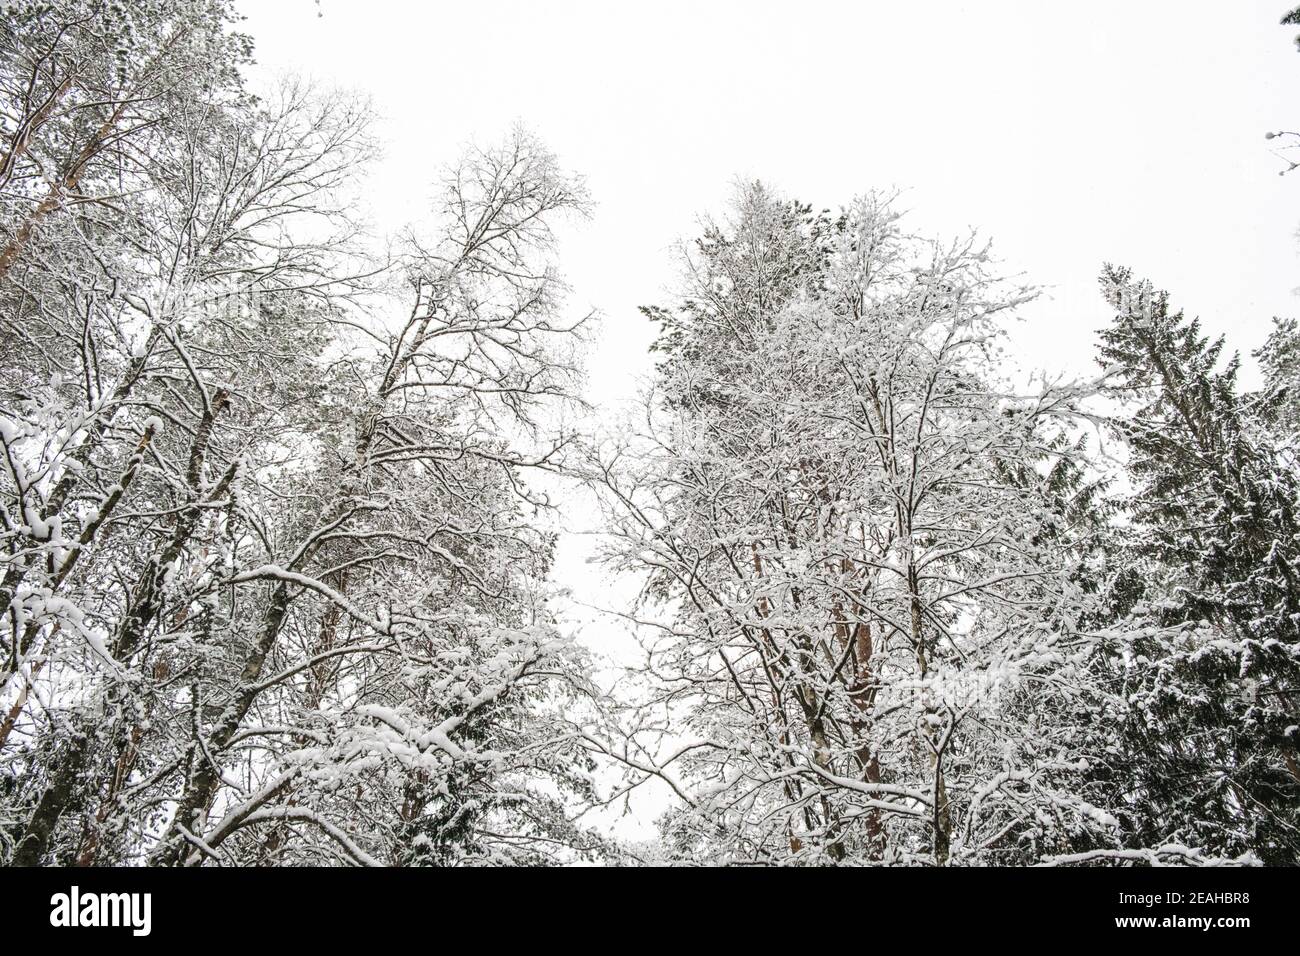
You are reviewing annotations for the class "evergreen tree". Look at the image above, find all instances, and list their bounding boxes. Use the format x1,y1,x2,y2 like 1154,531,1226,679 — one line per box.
1255,316,1300,453
1091,267,1300,863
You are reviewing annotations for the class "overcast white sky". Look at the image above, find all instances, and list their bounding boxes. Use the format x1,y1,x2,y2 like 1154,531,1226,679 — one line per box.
240,0,1299,391
235,0,1300,836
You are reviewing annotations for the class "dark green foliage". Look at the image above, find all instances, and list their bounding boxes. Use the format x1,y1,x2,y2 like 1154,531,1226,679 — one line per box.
1097,266,1300,640
1254,316,1300,445
1088,267,1300,863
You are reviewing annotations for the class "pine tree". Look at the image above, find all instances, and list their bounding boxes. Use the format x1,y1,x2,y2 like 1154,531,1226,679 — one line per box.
1255,316,1300,453
1091,266,1300,863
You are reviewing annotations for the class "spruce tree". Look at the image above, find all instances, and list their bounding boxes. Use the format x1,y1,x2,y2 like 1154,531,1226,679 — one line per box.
1092,267,1300,862
1255,316,1300,451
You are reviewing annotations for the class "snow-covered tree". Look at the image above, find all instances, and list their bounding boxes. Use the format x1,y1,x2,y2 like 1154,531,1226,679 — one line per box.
1255,315,1300,453
585,185,1122,865
0,2,599,867
1084,267,1300,864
